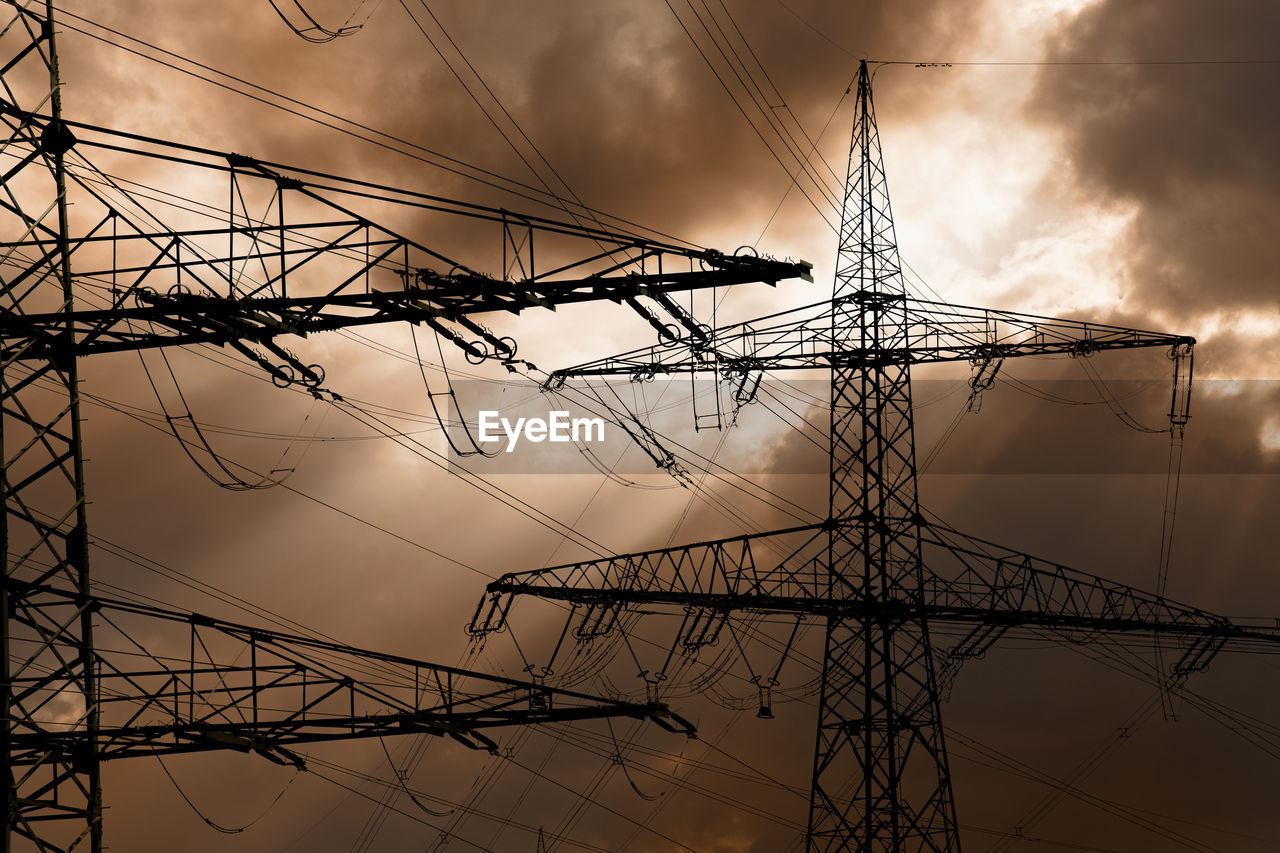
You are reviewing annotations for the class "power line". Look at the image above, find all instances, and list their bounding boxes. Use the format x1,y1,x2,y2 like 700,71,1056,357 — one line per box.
875,58,1280,67
52,5,694,244
661,0,838,232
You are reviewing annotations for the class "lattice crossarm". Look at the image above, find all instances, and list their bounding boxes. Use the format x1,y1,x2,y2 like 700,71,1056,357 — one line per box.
0,264,815,364
19,697,688,765
897,298,1194,363
8,584,695,765
920,526,1280,672
554,294,1194,379
467,522,838,636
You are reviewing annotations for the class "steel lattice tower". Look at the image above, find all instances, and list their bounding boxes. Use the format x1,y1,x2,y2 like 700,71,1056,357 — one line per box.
815,63,957,850
469,61,1280,851
1,4,812,849
1,4,103,847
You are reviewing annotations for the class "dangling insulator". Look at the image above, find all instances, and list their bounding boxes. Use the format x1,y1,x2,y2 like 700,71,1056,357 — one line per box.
624,296,679,343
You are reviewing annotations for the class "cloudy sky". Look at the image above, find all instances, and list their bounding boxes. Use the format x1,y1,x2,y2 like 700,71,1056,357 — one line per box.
14,0,1280,850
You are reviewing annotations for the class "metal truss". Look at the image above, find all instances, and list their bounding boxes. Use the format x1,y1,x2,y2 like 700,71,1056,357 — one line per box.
2,3,101,849
467,61,1266,852
0,105,809,386
0,262,807,362
557,294,1193,379
2,3,806,849
10,582,691,767
471,519,1279,650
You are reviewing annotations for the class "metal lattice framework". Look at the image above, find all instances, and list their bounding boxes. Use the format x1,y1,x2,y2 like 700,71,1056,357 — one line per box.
468,61,1280,851
11,581,694,765
1,3,813,849
2,4,101,848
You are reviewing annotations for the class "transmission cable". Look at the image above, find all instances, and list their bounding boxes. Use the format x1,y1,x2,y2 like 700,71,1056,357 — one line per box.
52,5,689,238
269,0,379,43
156,755,299,835
412,324,498,458
398,0,592,219
661,0,837,232
74,380,497,582
683,0,842,211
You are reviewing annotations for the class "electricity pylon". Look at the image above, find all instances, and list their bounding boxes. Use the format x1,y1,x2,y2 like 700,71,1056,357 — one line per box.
468,61,1280,850
0,3,809,850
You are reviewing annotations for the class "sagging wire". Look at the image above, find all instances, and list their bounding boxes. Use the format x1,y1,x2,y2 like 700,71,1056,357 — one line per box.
540,705,803,844
536,374,683,491
1073,351,1168,434
755,614,802,719
75,370,495,585
541,616,626,690
129,318,322,491
377,736,454,817
573,440,681,490
1156,343,1195,718
157,754,299,835
701,613,808,711
328,395,616,557
269,0,380,43
607,718,665,801
529,369,820,524
411,323,498,458
500,750,703,853
1073,345,1195,718
81,387,389,443
560,374,694,485
458,605,636,849
610,716,799,853
1157,343,1194,598
539,718,801,805
72,142,333,491
304,759,497,853
539,715,644,846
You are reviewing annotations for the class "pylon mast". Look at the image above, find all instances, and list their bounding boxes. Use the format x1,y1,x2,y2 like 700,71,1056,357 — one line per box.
468,61,1277,851
2,4,102,849
813,60,956,850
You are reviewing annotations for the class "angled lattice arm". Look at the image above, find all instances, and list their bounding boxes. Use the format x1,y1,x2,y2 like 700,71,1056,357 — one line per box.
917,524,1280,671
467,521,836,636
0,259,812,365
2,104,811,376
470,519,1279,674
8,582,693,768
556,294,1193,378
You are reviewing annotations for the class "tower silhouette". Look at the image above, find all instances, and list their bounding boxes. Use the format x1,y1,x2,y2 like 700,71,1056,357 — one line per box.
469,60,1280,850
0,4,807,848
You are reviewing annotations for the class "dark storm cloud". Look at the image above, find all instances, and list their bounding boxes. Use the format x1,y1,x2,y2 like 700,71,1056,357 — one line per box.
72,0,987,252
51,3,1280,852
477,0,987,236
1030,0,1280,329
